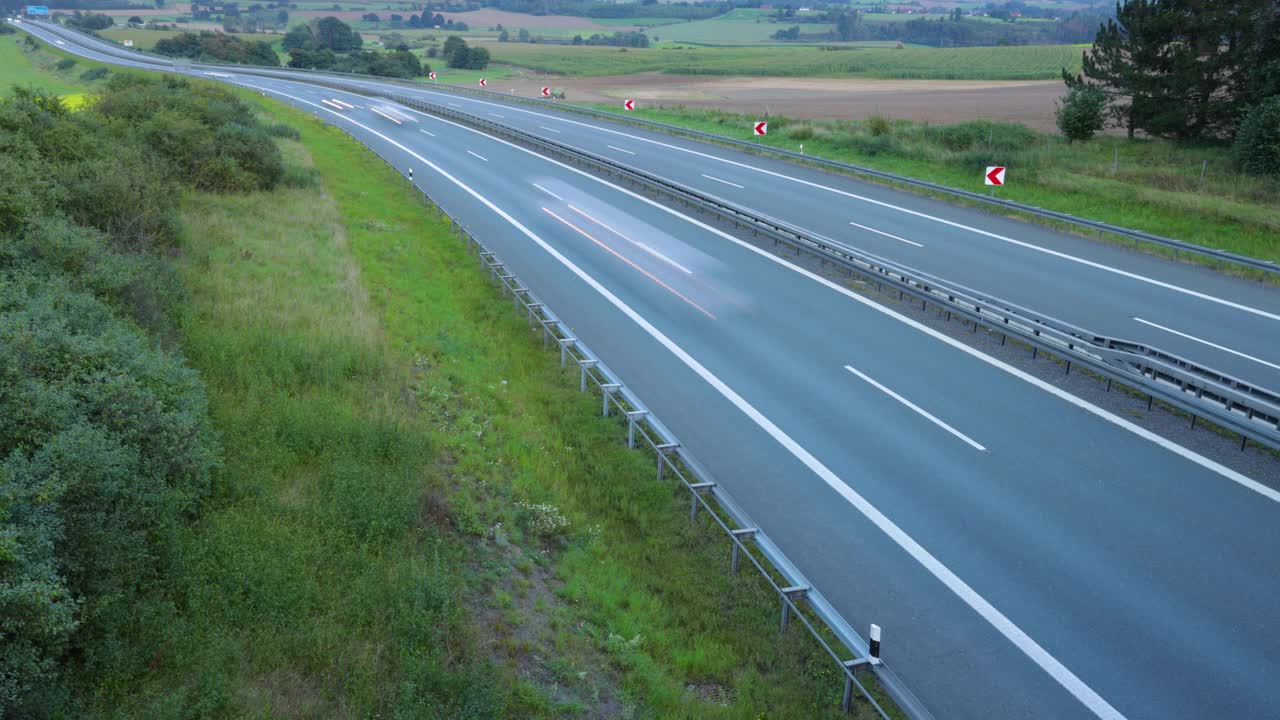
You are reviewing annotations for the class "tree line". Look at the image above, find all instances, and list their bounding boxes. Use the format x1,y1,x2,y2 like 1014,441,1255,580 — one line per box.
1056,0,1279,175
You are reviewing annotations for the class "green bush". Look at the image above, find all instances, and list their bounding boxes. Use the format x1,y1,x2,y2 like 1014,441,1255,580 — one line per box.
266,122,300,140
1055,85,1106,143
867,114,892,137
1233,97,1280,176
55,58,76,71
78,67,109,82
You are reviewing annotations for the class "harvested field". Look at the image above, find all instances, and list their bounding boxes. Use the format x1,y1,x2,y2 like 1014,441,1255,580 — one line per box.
486,72,1063,130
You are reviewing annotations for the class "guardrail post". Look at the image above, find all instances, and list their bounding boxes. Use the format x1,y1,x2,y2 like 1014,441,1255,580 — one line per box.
655,442,679,480
540,318,555,348
525,302,542,328
688,481,715,522
558,338,575,366
579,359,598,393
730,527,757,574
779,585,809,634
626,410,647,448
601,384,621,417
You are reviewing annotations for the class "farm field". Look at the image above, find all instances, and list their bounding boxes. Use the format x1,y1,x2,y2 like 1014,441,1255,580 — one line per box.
649,15,834,44
490,42,1083,80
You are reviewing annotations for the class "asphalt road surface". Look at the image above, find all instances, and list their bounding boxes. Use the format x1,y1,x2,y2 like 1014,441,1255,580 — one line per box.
18,20,1280,720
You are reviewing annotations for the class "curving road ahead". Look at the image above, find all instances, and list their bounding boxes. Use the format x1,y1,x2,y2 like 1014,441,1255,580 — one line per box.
17,20,1280,720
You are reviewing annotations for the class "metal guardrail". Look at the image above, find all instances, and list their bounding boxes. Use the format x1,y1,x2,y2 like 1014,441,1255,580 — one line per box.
28,19,1280,277
324,113,928,720
39,12,1272,454
284,78,1279,453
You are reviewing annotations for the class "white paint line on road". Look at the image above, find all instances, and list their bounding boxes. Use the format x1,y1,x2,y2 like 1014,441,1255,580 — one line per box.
489,112,505,119
540,125,561,133
330,98,354,109
419,128,436,137
607,145,636,155
372,102,1132,720
467,150,488,162
532,183,563,201
849,220,924,248
408,89,1280,323
1133,318,1280,372
370,106,403,124
412,103,1280,508
252,86,1274,720
701,174,744,190
321,99,345,110
845,366,986,451
448,102,463,107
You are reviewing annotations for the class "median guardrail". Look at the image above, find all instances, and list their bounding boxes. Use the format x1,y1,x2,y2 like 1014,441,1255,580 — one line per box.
27,18,1280,278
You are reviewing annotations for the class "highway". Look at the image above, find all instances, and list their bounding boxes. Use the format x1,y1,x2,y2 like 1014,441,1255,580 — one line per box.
18,20,1280,720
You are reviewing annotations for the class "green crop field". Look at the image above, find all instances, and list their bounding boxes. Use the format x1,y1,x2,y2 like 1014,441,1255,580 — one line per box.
650,15,834,44
491,42,1082,80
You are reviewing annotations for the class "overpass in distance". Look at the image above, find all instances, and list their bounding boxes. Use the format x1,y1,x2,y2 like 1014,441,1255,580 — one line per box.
17,19,1280,719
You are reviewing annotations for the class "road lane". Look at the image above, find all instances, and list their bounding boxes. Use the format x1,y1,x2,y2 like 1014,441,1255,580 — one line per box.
22,22,1280,719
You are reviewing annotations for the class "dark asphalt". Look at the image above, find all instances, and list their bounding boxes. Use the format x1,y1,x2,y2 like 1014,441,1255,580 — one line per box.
19,20,1280,720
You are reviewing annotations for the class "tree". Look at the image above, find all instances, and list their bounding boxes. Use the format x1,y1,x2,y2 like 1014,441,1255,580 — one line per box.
1055,85,1106,143
497,29,508,41
312,16,361,52
281,23,313,50
441,34,466,63
465,45,489,69
1075,0,1280,140
1232,97,1280,176
361,12,378,21
128,15,143,24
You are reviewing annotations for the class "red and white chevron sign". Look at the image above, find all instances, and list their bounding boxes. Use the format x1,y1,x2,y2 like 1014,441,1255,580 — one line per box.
541,86,550,97
624,99,635,111
754,121,768,136
985,166,1006,186
428,71,436,80
479,78,487,88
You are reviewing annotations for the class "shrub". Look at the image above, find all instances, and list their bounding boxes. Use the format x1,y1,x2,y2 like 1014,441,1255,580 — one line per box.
55,58,77,70
280,165,320,188
266,122,301,140
867,114,892,137
1055,85,1106,143
78,67,109,81
1232,97,1280,177
786,124,815,140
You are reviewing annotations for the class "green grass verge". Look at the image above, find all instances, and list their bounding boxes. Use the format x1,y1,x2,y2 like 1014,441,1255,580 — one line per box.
579,103,1280,265
42,67,901,715
490,42,1082,79
0,33,116,95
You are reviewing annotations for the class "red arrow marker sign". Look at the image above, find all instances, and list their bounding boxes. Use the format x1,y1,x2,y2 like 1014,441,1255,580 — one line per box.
754,121,768,136
479,78,487,88
541,86,550,97
624,99,635,111
985,166,1006,186
428,71,436,80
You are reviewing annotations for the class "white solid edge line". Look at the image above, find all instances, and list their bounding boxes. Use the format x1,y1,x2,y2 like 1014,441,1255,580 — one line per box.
532,182,563,201
419,129,436,137
607,144,636,155
467,150,488,162
265,87,1134,720
849,220,924,248
489,112,505,118
405,97,1280,507
845,366,986,451
410,88,1280,322
1133,317,1280,372
540,125,561,133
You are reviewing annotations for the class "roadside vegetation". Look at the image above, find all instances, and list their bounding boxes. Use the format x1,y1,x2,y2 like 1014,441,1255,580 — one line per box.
586,103,1279,262
2,32,896,719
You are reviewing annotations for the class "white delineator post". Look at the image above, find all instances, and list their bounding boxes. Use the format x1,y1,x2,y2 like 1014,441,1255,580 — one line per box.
869,623,882,659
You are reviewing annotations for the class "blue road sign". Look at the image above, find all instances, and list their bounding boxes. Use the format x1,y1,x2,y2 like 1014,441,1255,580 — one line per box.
26,6,50,14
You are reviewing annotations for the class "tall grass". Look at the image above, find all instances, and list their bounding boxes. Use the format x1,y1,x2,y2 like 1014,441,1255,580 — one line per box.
84,84,901,716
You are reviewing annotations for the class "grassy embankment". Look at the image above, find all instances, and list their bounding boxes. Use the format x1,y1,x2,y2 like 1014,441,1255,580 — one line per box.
4,30,897,718
579,104,1280,264
491,42,1080,79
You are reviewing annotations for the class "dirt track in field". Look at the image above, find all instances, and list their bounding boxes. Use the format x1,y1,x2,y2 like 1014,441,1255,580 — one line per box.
494,72,1062,130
